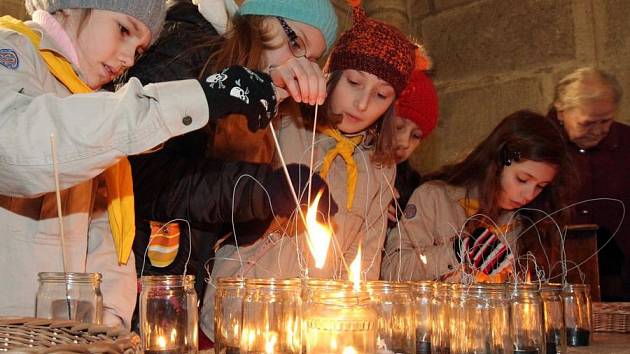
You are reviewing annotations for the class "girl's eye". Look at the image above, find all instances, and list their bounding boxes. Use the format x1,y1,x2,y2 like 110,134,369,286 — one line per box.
348,79,359,86
517,177,527,183
119,24,129,35
376,92,388,99
412,132,422,140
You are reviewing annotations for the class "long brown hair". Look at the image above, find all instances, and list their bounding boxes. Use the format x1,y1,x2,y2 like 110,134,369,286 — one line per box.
301,70,398,167
424,110,576,228
201,15,279,75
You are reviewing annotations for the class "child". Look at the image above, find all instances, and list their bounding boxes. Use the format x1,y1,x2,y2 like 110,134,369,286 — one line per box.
381,110,575,281
0,0,276,327
202,4,418,338
117,0,339,297
389,68,439,220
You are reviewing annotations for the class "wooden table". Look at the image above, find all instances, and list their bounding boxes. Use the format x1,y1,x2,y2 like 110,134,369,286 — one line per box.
568,333,630,353
201,333,630,353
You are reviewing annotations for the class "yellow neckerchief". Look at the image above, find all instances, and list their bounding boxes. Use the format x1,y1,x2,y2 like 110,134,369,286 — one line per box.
319,127,363,210
458,197,515,235
1,16,136,265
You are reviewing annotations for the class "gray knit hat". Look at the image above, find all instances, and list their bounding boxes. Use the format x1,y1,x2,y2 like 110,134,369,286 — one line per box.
25,0,166,42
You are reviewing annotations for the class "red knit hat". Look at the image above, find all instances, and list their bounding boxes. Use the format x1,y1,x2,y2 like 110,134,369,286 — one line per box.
396,69,439,137
327,6,416,95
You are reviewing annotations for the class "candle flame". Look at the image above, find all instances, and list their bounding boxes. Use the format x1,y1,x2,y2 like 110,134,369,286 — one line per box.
526,270,532,283
420,253,427,264
349,246,361,291
342,347,358,354
157,335,167,349
265,332,277,354
305,190,332,269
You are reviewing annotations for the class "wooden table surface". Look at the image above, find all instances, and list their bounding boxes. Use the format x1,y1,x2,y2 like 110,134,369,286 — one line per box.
201,333,630,353
568,333,630,353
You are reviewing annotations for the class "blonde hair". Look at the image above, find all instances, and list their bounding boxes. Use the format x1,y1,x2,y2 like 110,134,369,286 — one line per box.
553,67,622,111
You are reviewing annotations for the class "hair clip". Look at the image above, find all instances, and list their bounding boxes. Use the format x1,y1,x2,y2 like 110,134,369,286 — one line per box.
503,150,521,166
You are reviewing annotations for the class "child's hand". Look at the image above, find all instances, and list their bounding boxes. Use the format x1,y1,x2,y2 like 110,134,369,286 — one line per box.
199,65,277,131
268,57,327,106
387,188,401,223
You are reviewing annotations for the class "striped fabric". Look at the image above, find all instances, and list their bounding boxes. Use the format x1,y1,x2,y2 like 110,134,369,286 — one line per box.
147,221,181,268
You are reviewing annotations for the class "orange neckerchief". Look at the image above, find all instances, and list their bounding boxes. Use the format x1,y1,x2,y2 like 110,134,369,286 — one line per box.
319,127,363,210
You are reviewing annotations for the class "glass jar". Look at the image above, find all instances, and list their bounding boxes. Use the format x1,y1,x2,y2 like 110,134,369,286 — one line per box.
367,281,415,354
140,275,198,354
449,283,510,354
240,278,301,354
36,272,103,324
303,279,376,354
540,284,567,354
509,283,545,354
431,283,451,354
562,284,591,347
215,277,246,354
409,281,433,354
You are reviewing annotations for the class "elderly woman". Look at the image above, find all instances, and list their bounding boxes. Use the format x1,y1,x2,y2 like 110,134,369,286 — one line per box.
548,67,630,301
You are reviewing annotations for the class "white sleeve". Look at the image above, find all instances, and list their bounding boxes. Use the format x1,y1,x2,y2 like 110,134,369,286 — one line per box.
0,32,209,197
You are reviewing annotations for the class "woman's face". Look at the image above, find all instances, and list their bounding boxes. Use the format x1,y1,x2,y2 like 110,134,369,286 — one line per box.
498,159,558,211
330,70,396,134
262,18,326,68
393,116,423,163
558,89,617,149
63,9,151,89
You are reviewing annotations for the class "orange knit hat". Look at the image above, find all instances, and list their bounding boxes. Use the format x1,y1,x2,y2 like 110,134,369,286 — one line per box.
396,69,439,137
327,6,416,95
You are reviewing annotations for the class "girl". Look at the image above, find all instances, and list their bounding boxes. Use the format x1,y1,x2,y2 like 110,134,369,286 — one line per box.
119,0,339,299
0,0,276,327
389,68,439,221
381,110,575,281
203,4,417,336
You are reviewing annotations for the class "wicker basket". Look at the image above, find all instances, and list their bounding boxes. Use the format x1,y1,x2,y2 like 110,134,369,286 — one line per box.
0,317,139,353
593,302,630,333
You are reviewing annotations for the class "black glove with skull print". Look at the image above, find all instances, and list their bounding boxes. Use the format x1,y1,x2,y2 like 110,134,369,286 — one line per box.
199,65,277,132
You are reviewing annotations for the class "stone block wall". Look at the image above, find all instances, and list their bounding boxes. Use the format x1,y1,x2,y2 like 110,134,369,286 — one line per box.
361,0,630,173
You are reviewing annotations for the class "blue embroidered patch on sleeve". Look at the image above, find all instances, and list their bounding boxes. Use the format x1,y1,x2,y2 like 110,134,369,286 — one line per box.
0,48,19,70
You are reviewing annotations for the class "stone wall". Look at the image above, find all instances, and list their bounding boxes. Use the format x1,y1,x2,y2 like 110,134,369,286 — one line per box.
362,0,630,173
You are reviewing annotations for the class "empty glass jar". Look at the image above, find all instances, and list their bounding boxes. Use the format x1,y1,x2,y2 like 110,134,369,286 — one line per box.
214,277,246,354
140,275,198,354
409,281,433,354
431,283,451,354
367,281,415,354
449,283,510,354
540,284,567,354
36,272,103,324
509,283,545,354
563,284,592,347
240,278,302,354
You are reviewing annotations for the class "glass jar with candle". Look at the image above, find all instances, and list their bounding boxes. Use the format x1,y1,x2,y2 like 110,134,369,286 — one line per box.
36,272,103,324
431,283,451,354
509,283,545,354
562,284,591,347
409,281,433,354
240,278,302,354
367,281,415,354
303,279,377,354
140,275,198,354
215,277,246,354
449,283,510,354
540,284,567,354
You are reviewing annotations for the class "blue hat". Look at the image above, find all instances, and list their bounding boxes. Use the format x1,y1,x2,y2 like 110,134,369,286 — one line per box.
238,0,338,53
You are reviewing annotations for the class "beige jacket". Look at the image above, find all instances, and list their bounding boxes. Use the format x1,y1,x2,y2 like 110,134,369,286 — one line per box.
201,113,396,339
380,181,521,281
0,22,208,327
